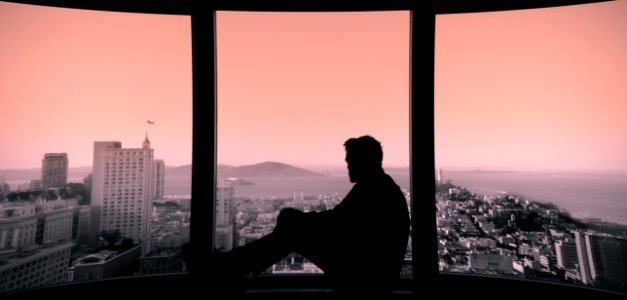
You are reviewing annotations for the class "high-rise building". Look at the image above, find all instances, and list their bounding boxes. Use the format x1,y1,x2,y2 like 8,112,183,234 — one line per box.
40,199,74,244
215,181,234,251
72,205,92,246
42,153,68,189
0,243,72,293
30,179,43,190
574,230,593,284
555,238,579,270
0,177,9,199
153,159,165,200
216,182,234,227
91,136,156,250
215,225,233,251
0,191,77,293
82,174,92,204
0,194,75,251
292,192,304,211
572,230,627,287
586,233,627,286
0,202,39,251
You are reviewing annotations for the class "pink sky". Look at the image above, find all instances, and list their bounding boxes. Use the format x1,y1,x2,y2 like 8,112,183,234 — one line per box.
216,11,410,168
436,1,627,172
2,2,625,172
0,2,192,169
1,6,410,170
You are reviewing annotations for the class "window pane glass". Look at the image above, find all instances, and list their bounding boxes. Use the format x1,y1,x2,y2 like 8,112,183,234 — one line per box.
216,11,411,277
436,2,627,294
0,2,191,294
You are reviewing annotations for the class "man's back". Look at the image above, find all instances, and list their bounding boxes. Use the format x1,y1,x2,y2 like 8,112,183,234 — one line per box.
324,171,410,287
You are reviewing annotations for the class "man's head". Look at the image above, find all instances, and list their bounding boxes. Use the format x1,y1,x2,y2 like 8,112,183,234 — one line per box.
344,135,383,183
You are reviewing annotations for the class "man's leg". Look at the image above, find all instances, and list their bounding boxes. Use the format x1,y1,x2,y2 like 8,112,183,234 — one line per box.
274,209,339,276
215,208,337,277
217,232,292,277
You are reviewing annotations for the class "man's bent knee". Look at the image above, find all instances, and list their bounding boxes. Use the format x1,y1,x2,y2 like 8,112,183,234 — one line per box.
275,208,304,234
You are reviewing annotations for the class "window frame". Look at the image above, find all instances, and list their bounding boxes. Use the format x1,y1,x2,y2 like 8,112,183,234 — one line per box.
191,1,435,285
1,0,611,293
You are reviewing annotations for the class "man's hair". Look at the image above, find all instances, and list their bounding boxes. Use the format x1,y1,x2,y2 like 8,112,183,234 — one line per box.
344,135,383,167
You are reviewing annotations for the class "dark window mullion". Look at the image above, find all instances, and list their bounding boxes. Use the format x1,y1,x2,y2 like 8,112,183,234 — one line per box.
190,2,215,279
411,3,438,287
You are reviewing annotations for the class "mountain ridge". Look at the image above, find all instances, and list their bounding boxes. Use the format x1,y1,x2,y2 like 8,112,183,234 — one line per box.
0,161,325,182
219,161,325,178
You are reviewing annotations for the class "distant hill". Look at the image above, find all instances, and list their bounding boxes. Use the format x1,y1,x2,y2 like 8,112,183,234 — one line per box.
220,162,325,178
165,162,325,178
69,167,92,178
0,162,321,195
0,167,91,182
0,168,40,181
217,164,235,176
386,166,410,172
164,165,191,195
165,164,192,177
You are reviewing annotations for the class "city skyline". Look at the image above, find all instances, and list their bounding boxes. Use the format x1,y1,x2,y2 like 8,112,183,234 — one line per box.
0,132,190,293
0,136,184,169
2,2,627,295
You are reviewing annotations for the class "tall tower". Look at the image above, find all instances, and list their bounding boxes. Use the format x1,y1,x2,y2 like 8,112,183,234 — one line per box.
143,133,151,149
91,137,154,251
292,192,304,210
153,159,165,200
215,181,234,227
574,230,593,284
585,233,627,286
42,153,68,189
91,142,122,208
215,180,234,251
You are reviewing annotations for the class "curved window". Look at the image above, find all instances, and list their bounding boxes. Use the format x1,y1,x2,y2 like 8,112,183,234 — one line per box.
215,11,412,277
0,0,623,297
0,1,191,293
436,1,627,294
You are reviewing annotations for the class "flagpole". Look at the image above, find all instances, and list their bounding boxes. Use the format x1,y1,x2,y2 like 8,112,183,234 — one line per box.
146,120,154,139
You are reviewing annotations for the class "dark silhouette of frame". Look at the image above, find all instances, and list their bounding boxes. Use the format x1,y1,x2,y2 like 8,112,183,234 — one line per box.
1,0,619,298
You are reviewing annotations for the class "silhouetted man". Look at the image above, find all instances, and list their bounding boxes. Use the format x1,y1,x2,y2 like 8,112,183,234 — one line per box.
204,136,410,293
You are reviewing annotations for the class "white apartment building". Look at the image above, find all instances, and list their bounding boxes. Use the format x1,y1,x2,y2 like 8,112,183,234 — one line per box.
91,136,156,248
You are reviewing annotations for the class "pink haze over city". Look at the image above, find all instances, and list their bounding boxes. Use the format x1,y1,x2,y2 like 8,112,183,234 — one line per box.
1,1,627,173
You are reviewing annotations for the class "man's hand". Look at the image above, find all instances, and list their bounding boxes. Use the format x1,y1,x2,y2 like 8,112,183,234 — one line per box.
275,208,305,235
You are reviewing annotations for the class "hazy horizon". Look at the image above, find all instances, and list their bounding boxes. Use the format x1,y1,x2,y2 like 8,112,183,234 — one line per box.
0,157,410,172
437,165,627,175
4,3,627,171
6,162,627,176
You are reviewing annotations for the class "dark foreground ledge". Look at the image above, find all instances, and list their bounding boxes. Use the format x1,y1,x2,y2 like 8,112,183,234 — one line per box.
2,273,624,299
